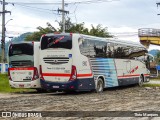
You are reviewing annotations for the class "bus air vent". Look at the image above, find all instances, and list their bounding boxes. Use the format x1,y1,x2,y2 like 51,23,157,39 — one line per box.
43,57,69,65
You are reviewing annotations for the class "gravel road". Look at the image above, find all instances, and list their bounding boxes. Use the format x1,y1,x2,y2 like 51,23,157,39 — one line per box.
0,85,160,120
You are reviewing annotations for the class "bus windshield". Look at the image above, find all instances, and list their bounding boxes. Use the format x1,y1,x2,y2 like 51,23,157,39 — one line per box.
41,35,72,50
9,43,33,56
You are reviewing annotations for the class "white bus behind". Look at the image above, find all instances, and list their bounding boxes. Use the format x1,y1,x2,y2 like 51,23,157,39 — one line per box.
8,42,42,91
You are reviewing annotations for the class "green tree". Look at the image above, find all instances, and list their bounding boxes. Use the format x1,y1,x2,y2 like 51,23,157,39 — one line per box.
59,18,112,37
25,22,57,41
25,18,113,41
89,24,112,37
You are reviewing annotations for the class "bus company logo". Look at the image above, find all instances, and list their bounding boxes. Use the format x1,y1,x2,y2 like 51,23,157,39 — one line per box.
2,112,11,117
53,60,58,63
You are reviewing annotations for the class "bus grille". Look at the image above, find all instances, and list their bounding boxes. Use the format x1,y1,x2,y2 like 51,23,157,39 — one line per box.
11,60,33,67
43,57,69,64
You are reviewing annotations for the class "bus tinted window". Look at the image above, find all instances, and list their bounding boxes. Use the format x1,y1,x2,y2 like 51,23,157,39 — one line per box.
79,37,148,59
9,43,33,56
93,40,107,57
41,35,72,50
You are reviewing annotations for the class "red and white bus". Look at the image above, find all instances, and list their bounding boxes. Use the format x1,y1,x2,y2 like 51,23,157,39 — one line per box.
8,42,43,91
39,33,150,92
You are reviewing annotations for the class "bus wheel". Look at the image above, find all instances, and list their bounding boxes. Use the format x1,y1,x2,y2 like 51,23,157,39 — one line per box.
96,78,104,93
139,75,144,87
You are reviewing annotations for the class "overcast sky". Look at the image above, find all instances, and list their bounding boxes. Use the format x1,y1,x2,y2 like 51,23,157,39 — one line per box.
1,0,160,50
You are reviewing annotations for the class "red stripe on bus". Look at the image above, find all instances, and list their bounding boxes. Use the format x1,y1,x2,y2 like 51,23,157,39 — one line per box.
118,74,150,79
9,67,34,71
42,73,93,77
118,74,140,79
144,74,150,76
42,73,71,77
77,73,92,77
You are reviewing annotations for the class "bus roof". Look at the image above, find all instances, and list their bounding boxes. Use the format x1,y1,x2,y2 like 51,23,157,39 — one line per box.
79,34,146,49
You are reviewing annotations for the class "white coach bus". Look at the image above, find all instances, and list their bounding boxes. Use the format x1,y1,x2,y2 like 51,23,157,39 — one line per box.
39,33,150,92
8,42,43,91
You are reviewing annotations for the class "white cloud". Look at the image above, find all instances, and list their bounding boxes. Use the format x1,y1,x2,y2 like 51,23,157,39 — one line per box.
109,26,137,33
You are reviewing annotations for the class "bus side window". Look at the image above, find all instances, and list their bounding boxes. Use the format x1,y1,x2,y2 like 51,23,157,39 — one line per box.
78,38,90,57
127,47,147,59
93,41,106,58
88,39,96,58
99,42,107,57
94,41,100,57
106,42,115,58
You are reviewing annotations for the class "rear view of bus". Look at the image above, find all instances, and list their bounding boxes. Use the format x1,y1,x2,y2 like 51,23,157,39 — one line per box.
8,42,41,89
40,33,78,91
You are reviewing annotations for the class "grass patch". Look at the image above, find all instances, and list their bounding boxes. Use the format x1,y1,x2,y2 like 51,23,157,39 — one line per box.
0,74,36,93
143,84,160,87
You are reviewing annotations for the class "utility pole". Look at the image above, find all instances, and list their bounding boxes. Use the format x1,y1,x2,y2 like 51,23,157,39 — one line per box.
62,0,65,33
0,0,11,63
58,0,69,33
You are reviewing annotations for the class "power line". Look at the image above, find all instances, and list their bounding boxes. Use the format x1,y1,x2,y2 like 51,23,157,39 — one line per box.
66,3,79,24
8,2,67,15
73,0,120,4
13,3,56,13
8,2,62,5
7,0,120,22
8,0,119,5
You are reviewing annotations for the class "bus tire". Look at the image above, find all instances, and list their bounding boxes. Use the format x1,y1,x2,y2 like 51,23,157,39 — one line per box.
138,75,144,87
96,78,104,93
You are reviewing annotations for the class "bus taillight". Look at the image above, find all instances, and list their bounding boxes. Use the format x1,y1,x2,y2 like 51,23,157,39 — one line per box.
32,67,39,80
39,65,44,80
8,68,12,81
69,65,77,81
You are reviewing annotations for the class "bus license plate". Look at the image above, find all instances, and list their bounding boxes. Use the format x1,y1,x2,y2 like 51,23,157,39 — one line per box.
52,86,59,88
19,84,24,88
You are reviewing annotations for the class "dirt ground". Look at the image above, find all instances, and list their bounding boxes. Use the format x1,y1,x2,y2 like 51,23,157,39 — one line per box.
1,85,160,120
